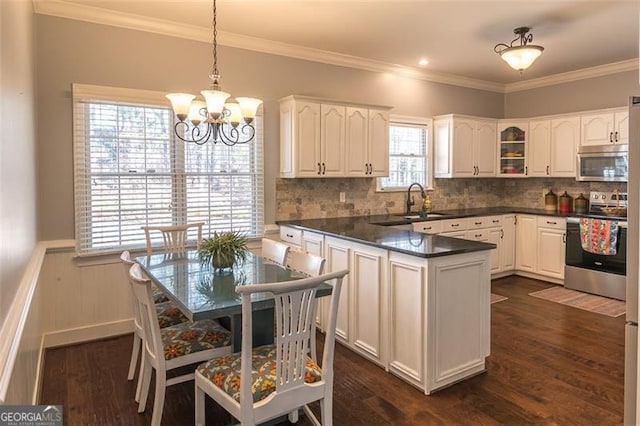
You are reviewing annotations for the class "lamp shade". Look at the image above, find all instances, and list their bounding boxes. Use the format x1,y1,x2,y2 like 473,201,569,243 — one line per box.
166,93,195,121
236,97,263,122
201,89,230,119
499,45,544,71
188,100,207,126
224,100,242,127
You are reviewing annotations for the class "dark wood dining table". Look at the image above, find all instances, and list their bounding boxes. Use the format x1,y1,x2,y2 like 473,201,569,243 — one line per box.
136,249,331,351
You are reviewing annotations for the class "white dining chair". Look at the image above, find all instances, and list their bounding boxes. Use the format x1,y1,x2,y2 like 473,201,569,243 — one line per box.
120,251,189,403
142,222,205,255
286,248,326,362
128,263,232,426
261,238,290,265
194,268,349,426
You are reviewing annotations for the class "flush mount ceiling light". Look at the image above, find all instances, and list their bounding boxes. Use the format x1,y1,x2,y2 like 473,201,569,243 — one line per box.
494,27,544,72
166,0,262,146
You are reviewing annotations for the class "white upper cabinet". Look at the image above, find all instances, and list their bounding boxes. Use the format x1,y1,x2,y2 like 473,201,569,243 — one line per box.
580,108,628,146
529,116,579,177
320,104,347,177
528,119,551,177
497,121,528,177
367,109,390,177
434,115,497,178
550,116,580,177
280,96,391,178
346,107,390,177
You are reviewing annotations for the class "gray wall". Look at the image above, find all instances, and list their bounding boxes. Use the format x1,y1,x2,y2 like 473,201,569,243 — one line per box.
1,1,37,325
504,70,640,117
35,15,503,240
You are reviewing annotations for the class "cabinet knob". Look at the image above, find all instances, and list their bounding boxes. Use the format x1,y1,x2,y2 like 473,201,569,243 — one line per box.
547,221,557,225
609,132,614,143
322,162,326,174
615,131,619,143
546,165,549,175
286,233,294,238
317,163,321,175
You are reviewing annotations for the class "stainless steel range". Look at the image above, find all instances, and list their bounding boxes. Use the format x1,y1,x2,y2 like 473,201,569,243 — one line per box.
564,191,627,300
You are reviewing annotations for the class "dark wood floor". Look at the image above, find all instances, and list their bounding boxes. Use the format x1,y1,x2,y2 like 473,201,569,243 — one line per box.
40,276,626,425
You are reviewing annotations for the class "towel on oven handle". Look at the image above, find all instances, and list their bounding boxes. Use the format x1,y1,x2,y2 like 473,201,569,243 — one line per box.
579,218,619,255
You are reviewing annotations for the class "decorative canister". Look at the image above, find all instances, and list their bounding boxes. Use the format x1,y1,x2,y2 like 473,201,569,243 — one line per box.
574,193,589,214
544,189,558,212
559,191,573,214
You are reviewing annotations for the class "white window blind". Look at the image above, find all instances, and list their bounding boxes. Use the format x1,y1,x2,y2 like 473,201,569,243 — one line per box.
378,118,430,191
73,85,264,255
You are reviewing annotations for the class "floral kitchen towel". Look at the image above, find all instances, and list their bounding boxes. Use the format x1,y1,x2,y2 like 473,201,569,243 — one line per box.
580,218,619,255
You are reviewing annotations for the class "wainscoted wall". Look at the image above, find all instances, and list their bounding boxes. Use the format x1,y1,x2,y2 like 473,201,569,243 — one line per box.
275,178,627,220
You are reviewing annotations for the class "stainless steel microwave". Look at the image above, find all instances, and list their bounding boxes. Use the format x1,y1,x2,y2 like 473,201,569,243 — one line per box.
576,144,628,182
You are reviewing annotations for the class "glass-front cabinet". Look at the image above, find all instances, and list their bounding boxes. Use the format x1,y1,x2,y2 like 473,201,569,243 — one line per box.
498,122,528,177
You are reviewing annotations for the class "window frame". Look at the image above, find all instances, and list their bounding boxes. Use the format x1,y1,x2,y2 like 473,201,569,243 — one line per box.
376,115,433,192
72,84,264,256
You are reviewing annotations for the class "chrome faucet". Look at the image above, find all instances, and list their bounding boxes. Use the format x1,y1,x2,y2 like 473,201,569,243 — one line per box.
406,182,426,215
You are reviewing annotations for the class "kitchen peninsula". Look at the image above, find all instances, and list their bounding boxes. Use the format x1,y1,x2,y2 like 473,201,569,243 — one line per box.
277,215,496,394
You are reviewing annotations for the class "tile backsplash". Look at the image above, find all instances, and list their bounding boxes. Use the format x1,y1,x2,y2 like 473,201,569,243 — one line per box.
275,177,626,220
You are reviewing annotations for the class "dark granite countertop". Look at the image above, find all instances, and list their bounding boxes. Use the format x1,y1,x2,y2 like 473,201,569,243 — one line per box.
277,215,496,259
277,206,627,259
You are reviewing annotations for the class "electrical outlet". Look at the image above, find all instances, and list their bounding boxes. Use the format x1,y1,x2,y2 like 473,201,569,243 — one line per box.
339,192,346,203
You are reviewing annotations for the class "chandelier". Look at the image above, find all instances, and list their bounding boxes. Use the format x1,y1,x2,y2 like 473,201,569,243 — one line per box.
166,0,262,146
494,27,544,72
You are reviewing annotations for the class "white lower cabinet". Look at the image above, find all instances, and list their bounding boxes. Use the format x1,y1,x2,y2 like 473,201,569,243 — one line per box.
323,237,351,343
515,214,537,272
388,253,425,388
351,243,387,365
501,215,516,270
425,251,491,393
323,237,387,366
515,215,566,281
536,217,566,280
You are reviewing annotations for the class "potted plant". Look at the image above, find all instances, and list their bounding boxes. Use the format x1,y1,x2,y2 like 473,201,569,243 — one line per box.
198,230,249,271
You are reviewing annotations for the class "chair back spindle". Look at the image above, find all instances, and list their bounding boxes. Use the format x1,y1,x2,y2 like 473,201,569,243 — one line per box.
142,222,204,255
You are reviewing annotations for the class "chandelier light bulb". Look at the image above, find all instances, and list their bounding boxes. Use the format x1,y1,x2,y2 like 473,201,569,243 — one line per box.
188,100,207,126
236,97,263,123
166,93,195,122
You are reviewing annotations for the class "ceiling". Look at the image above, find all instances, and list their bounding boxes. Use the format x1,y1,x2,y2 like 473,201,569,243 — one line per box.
36,0,640,90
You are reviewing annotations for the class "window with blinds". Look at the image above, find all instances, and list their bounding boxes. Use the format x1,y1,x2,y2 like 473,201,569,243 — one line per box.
377,120,430,191
73,85,264,255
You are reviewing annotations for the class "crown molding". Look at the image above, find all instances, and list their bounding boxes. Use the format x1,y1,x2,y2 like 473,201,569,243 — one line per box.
32,0,504,93
33,0,638,95
503,59,639,93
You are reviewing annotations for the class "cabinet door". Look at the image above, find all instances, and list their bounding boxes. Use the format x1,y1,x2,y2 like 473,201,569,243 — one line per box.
320,104,346,176
433,119,452,177
537,227,566,279
528,119,551,177
515,215,537,272
500,215,516,271
475,120,497,176
487,228,502,273
498,122,528,177
615,110,629,145
388,253,424,387
368,109,390,177
302,232,325,330
452,119,475,177
345,107,369,176
550,116,579,177
294,102,322,176
351,244,386,363
581,112,614,146
324,237,351,343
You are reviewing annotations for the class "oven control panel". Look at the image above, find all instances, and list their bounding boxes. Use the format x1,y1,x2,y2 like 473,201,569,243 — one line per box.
589,191,627,207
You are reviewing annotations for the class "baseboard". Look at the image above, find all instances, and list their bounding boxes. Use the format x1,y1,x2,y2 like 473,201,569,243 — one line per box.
514,271,563,285
43,319,134,349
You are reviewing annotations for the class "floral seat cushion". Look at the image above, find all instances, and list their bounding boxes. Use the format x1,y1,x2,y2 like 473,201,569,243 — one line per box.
155,302,189,328
151,285,169,304
196,345,322,403
161,319,231,360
